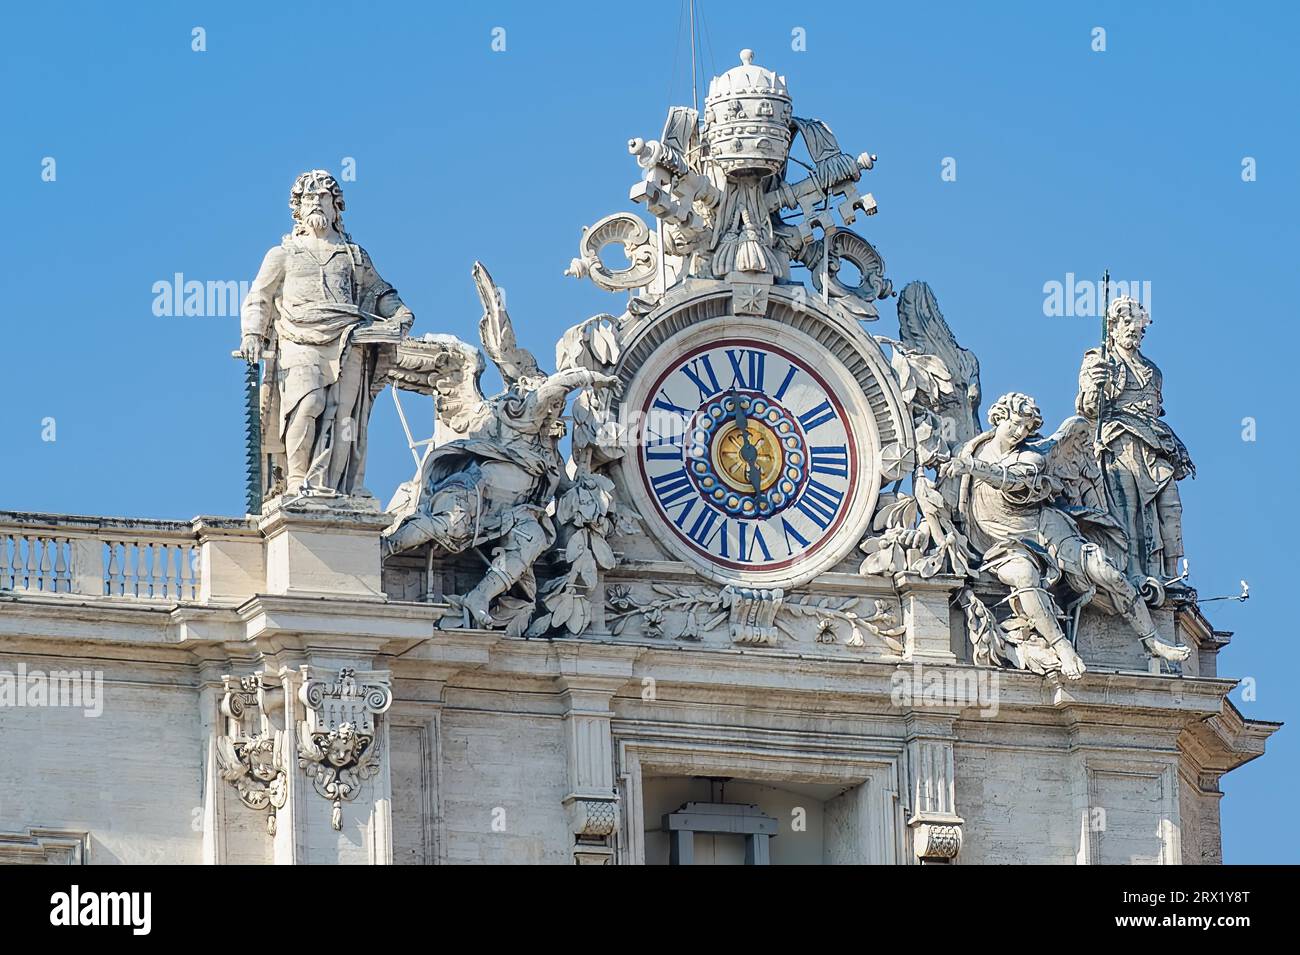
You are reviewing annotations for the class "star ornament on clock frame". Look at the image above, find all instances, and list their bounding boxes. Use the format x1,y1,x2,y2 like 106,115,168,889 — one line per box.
617,307,903,591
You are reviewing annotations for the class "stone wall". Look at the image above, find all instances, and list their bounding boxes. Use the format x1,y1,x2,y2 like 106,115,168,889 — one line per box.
0,507,1272,866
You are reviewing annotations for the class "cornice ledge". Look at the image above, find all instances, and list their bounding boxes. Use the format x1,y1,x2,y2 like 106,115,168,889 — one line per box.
232,593,452,654
1201,698,1282,769
1044,671,1237,718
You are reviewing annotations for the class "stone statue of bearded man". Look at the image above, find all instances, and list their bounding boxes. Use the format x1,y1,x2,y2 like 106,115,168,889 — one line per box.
239,170,414,499
1076,297,1193,580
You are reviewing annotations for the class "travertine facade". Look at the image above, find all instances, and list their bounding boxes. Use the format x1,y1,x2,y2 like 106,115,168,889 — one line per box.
0,51,1276,865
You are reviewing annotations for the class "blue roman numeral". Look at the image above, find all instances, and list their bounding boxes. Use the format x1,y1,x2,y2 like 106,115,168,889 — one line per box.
645,427,685,461
773,363,798,401
650,469,694,507
738,522,773,563
796,479,844,530
672,498,697,528
652,390,693,418
780,517,811,556
685,507,729,557
798,399,837,433
681,356,722,403
725,349,766,391
810,444,849,478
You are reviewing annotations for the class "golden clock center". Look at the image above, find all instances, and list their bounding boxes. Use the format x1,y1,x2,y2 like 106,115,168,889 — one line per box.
711,419,784,492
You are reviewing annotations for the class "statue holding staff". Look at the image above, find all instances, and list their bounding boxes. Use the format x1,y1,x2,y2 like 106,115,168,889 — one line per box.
1076,296,1193,581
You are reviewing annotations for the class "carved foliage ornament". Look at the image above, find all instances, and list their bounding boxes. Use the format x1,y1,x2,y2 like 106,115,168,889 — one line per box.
564,213,666,293
605,582,904,651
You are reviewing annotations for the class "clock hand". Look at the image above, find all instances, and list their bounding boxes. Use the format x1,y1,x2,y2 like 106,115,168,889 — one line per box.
729,390,764,495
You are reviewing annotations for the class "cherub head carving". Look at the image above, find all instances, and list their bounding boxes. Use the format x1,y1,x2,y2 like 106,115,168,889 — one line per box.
987,392,1043,446
324,723,362,768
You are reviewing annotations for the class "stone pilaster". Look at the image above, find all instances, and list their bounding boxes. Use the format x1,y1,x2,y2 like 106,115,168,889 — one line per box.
271,663,395,865
1062,701,1183,866
904,714,964,863
198,667,230,865
556,673,625,865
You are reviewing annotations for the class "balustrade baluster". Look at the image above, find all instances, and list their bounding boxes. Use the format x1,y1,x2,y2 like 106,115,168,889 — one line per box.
39,537,52,591
105,541,120,596
155,543,169,599
143,543,156,598
124,542,136,596
161,543,172,598
54,538,69,592
132,542,143,597
169,543,182,599
23,536,37,591
184,544,198,600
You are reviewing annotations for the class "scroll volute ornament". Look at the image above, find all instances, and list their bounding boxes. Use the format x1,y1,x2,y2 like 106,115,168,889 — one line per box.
296,667,393,831
215,674,288,835
564,212,665,292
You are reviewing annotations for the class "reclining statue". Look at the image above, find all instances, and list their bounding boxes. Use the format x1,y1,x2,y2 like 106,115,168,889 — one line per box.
383,263,619,627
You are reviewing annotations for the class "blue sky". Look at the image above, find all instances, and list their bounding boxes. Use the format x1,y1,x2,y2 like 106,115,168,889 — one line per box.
3,1,1296,862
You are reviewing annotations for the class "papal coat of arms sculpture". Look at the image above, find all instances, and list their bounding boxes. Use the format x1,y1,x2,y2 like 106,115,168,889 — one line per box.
2,47,1272,869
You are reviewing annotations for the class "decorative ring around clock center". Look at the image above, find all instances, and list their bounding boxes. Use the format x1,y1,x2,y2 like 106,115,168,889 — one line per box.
685,392,808,519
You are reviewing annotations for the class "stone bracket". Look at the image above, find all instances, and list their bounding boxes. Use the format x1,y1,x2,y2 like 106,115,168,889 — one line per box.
909,814,964,862
214,673,288,835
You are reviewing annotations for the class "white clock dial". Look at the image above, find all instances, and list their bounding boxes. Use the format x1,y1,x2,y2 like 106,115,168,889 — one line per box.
624,322,879,588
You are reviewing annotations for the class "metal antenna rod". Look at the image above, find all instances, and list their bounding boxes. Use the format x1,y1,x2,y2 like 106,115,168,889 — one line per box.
689,0,698,113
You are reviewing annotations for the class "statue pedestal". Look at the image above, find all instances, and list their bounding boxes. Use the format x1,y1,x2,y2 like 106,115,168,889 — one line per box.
896,573,961,664
193,517,264,604
258,497,390,600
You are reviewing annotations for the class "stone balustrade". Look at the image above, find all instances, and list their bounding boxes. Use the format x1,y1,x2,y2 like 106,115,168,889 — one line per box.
0,512,203,600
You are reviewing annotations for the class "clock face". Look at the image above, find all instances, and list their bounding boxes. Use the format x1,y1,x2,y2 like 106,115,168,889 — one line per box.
628,329,877,587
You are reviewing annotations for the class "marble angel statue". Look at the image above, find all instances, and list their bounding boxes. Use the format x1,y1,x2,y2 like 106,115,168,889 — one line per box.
940,392,1192,679
894,280,982,454
382,263,620,628
861,281,982,581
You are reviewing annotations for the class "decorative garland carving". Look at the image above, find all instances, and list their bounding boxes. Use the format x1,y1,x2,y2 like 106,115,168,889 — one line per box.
603,583,904,651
